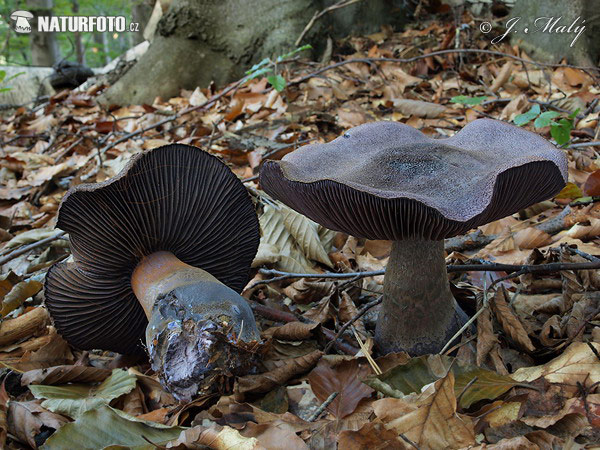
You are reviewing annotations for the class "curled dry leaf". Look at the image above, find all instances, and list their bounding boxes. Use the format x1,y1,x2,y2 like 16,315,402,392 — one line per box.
373,371,475,449
476,304,497,366
241,420,308,450
393,99,447,118
237,350,323,395
512,342,600,388
490,288,536,352
338,292,367,340
271,322,320,341
283,279,334,305
513,227,552,249
167,424,263,449
8,401,68,448
308,357,374,419
337,421,409,449
21,365,112,386
0,280,42,318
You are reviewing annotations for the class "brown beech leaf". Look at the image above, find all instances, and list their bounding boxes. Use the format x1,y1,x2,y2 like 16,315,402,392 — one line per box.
8,401,68,448
584,170,600,196
166,424,263,449
237,350,323,395
476,302,497,366
308,357,374,419
490,288,536,352
302,296,334,324
393,99,447,118
373,371,475,448
512,227,552,249
241,420,308,450
512,342,600,387
338,292,367,340
21,365,112,386
271,322,320,341
337,421,409,449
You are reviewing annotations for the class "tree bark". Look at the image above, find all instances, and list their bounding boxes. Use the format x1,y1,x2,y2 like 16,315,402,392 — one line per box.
27,0,61,66
375,239,468,355
99,0,408,106
509,0,600,66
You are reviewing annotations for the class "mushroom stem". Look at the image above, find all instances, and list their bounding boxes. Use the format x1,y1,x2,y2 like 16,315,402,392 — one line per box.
375,239,468,355
131,251,261,400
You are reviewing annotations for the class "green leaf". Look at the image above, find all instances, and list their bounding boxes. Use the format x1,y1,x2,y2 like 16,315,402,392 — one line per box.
5,71,25,83
533,111,561,128
513,104,541,126
276,44,313,62
0,70,6,83
364,355,518,408
551,118,573,146
267,74,286,92
29,369,137,418
246,66,273,81
568,108,581,119
41,406,184,450
450,95,487,106
245,57,271,75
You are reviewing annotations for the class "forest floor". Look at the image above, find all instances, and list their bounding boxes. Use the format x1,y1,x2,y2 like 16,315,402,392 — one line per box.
0,7,600,450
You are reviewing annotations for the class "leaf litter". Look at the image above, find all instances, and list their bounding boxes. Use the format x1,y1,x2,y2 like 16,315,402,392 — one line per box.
0,5,600,449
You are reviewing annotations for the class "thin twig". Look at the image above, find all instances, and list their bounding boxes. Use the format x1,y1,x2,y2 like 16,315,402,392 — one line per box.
0,231,67,266
86,76,249,165
248,300,359,355
307,391,338,421
295,0,361,46
324,297,382,353
289,49,599,87
256,258,600,287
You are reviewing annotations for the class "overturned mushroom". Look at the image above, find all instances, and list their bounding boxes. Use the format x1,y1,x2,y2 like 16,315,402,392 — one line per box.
260,119,567,355
45,144,261,400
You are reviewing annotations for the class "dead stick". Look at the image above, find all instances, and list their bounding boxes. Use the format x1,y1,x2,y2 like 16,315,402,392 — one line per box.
323,297,382,354
0,231,66,266
289,51,599,87
307,391,338,421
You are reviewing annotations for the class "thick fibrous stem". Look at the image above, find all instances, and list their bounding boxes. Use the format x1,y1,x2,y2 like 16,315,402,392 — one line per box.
131,251,261,400
375,239,467,355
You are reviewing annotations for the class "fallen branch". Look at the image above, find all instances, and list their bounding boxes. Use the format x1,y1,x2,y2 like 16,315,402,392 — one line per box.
307,391,338,421
323,296,382,354
445,206,571,253
0,231,67,267
256,254,600,287
289,50,599,87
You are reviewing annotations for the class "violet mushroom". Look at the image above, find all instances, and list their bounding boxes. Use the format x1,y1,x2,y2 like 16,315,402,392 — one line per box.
260,119,567,355
44,144,261,400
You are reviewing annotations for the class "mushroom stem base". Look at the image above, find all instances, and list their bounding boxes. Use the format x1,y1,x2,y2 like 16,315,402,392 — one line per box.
375,239,468,356
145,281,261,401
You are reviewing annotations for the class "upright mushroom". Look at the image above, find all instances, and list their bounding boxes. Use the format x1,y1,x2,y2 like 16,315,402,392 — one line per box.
260,119,567,355
45,144,261,400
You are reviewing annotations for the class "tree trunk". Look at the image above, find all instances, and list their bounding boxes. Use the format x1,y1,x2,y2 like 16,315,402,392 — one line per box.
27,0,61,66
99,0,408,106
131,0,155,45
509,0,600,66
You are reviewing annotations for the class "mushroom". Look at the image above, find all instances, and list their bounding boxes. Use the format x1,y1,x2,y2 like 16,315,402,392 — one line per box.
260,119,567,355
10,11,33,33
45,144,261,400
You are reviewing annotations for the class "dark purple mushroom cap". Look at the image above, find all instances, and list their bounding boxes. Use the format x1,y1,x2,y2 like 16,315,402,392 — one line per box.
45,144,260,354
260,119,568,240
